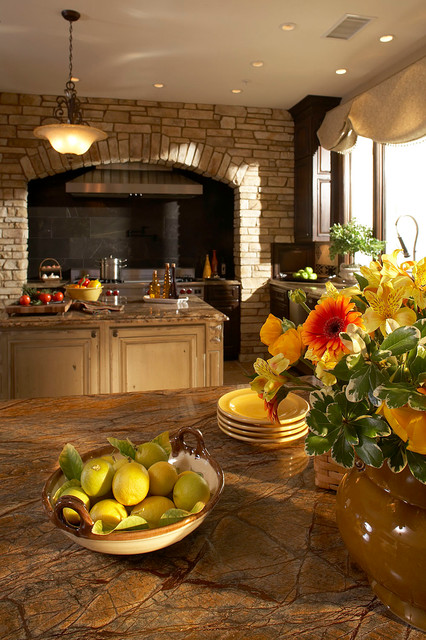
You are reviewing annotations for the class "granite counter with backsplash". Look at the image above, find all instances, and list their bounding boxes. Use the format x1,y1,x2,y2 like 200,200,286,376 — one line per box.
0,385,422,640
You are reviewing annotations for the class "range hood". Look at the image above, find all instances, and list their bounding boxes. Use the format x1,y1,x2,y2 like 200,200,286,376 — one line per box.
65,164,203,198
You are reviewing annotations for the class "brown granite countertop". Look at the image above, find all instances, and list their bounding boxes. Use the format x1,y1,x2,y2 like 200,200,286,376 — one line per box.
0,386,422,639
0,296,227,328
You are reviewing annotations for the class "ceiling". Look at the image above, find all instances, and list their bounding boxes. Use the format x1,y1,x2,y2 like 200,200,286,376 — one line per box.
1,0,425,110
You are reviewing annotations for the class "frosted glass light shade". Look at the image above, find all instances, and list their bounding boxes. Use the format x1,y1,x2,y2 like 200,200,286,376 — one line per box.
34,123,107,155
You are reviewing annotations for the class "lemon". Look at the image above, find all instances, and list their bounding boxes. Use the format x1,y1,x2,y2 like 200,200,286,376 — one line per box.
131,495,174,528
135,441,168,468
80,457,115,499
148,461,178,496
61,487,90,525
112,460,149,506
173,471,210,511
89,499,128,527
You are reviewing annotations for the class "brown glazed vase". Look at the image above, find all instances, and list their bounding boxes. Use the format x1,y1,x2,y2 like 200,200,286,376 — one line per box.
336,461,426,631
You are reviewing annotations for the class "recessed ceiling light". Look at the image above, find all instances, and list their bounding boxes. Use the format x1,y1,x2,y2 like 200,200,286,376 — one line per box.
336,68,347,75
231,89,242,94
250,61,264,68
379,34,394,42
153,83,164,88
280,22,296,31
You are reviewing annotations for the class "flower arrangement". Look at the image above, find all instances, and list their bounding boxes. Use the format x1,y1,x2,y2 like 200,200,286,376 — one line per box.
251,250,426,482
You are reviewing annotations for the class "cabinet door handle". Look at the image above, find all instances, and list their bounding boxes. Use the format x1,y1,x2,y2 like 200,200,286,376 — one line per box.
112,329,118,337
91,330,97,338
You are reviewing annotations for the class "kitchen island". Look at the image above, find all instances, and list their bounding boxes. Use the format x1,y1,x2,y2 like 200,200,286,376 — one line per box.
0,385,421,640
0,297,226,399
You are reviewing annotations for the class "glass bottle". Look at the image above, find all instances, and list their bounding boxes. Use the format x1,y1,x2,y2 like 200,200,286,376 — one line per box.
169,263,178,299
163,263,171,298
211,249,218,278
149,270,161,298
202,254,212,279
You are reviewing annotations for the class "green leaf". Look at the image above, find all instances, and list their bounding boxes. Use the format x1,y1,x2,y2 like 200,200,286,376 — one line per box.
355,415,391,437
107,437,136,460
408,392,426,411
408,346,426,383
52,479,81,505
151,431,171,457
380,433,407,473
326,402,344,426
380,325,420,356
343,423,359,445
159,508,191,527
374,383,422,409
309,388,336,411
92,515,150,535
354,435,383,468
305,433,334,456
331,433,355,468
346,366,371,401
354,273,368,290
406,451,426,484
59,443,83,481
413,318,426,339
306,409,332,435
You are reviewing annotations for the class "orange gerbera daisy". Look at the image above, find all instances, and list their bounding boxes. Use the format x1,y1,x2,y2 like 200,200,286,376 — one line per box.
302,295,364,361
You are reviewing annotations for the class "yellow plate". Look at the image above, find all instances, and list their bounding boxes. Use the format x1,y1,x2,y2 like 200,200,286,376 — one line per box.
216,410,307,435
217,415,307,439
218,388,309,425
217,420,308,445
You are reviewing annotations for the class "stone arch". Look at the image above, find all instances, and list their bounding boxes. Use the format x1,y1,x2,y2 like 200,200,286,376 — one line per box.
19,133,254,284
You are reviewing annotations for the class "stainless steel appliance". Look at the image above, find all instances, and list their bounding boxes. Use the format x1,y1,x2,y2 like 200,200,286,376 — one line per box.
99,255,127,282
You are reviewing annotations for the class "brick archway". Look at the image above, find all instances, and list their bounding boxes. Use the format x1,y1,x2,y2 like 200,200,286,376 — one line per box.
1,92,294,360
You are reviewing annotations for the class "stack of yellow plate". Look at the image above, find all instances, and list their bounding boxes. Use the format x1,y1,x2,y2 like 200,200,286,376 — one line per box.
217,387,310,445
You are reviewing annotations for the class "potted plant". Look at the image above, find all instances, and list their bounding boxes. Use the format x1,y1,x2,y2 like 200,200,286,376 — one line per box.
329,219,385,282
250,249,426,628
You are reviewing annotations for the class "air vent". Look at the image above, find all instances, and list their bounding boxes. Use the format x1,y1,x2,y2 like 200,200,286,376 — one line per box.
323,14,375,40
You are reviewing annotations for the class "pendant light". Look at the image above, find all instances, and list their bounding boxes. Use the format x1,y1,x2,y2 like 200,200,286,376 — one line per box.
34,9,107,156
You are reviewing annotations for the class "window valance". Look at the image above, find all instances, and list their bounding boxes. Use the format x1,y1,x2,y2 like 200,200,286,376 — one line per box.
317,56,426,152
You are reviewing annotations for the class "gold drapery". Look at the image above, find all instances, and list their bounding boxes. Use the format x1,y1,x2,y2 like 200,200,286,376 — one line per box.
317,56,426,152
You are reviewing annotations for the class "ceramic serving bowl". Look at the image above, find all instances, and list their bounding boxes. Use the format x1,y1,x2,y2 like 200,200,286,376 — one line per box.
42,426,225,555
65,285,103,301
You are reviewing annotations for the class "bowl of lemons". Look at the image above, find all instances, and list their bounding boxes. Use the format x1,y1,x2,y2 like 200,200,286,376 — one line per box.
42,427,224,555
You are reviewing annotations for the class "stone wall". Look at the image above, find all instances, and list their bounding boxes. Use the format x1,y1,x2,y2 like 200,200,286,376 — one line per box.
0,92,294,361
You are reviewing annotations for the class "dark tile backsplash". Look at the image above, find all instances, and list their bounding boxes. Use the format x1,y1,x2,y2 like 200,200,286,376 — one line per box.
28,168,235,280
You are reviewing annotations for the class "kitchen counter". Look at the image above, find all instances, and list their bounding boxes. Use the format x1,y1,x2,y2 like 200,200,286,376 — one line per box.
0,296,227,328
0,298,226,399
0,385,421,640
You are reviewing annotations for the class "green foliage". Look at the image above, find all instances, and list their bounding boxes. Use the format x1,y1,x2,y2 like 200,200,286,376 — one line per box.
59,443,83,481
329,219,385,260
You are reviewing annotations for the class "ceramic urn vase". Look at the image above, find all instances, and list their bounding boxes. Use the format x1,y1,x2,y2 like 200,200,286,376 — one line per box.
336,461,426,631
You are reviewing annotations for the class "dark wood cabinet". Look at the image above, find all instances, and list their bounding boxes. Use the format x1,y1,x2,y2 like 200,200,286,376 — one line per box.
270,284,289,319
290,95,343,243
204,282,240,360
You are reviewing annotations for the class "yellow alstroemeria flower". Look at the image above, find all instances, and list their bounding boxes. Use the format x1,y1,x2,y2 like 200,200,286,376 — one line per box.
379,402,426,455
268,325,305,364
260,314,283,347
360,259,382,290
411,257,426,309
250,354,290,402
363,281,417,335
313,350,340,387
380,249,414,281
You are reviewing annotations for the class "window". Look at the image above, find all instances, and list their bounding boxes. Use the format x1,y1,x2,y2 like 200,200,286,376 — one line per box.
345,136,426,263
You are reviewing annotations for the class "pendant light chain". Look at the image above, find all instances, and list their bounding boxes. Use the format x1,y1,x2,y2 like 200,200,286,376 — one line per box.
68,20,74,82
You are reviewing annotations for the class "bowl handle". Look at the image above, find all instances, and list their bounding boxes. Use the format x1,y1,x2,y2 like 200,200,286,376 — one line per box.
172,426,208,458
53,495,94,536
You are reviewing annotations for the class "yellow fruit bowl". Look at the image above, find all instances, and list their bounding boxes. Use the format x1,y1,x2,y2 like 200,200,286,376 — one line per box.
65,285,103,302
42,427,225,555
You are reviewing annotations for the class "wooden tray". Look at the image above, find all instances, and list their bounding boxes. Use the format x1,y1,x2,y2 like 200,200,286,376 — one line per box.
5,300,72,315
